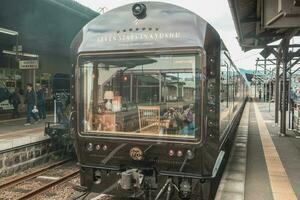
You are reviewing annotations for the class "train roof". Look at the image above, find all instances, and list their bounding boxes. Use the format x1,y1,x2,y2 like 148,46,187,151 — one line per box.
71,1,220,54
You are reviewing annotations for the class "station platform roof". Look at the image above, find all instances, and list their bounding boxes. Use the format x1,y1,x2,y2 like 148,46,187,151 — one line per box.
0,0,99,56
228,0,300,51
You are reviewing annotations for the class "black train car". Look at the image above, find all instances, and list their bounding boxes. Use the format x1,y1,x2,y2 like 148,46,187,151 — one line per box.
70,2,248,199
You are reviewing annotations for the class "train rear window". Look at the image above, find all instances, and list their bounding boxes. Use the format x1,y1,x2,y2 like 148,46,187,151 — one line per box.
79,54,201,139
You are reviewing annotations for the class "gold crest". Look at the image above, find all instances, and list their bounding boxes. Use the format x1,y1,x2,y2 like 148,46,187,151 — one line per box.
129,147,143,160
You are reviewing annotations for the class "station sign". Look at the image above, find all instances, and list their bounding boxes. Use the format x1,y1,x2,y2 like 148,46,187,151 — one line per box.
13,45,22,52
19,60,39,69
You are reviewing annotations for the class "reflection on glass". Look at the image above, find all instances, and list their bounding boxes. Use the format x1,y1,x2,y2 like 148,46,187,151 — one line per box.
80,54,200,139
219,51,244,140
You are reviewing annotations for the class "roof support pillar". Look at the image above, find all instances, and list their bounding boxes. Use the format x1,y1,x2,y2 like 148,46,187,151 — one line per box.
288,60,292,130
280,37,290,136
255,58,258,98
264,58,267,102
275,49,281,124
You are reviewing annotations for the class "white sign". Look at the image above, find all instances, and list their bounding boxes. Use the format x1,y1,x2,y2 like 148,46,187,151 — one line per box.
19,60,39,69
13,45,22,52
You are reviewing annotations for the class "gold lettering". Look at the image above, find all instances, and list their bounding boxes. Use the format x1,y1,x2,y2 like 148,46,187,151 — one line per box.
130,34,135,40
143,34,148,39
97,32,181,43
149,34,154,39
159,33,164,39
96,37,103,42
175,32,181,38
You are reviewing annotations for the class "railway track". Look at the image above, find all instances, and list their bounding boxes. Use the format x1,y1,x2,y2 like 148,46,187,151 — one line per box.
0,159,79,200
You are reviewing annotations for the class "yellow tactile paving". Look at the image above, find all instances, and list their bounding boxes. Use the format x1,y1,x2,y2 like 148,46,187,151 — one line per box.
253,102,298,200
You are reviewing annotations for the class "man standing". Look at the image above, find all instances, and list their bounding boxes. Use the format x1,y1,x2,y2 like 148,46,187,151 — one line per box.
9,87,21,119
24,83,38,126
55,91,68,123
37,85,46,120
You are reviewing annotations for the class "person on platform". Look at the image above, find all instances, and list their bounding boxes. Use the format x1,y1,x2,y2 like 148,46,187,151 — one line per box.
37,84,46,120
9,87,21,119
259,89,262,100
55,90,68,123
180,104,195,135
24,83,38,126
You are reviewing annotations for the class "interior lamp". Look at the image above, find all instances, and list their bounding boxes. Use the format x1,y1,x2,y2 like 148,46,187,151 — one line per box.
104,91,114,110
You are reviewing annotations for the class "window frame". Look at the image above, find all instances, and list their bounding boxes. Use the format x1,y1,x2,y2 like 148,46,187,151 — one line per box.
75,48,205,144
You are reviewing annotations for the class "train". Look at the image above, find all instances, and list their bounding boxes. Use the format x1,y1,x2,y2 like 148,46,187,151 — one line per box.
69,2,248,199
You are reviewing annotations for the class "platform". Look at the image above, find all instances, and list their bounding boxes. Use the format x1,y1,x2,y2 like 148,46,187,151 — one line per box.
0,115,63,178
0,116,51,151
216,100,300,200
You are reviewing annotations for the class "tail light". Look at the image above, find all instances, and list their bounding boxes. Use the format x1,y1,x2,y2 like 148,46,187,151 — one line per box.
168,149,175,157
103,144,108,151
177,150,183,157
95,144,101,151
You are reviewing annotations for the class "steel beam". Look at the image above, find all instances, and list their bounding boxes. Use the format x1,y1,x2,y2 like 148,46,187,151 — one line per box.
291,66,300,75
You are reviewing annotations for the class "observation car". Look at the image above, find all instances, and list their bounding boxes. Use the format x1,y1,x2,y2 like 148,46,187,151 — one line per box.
70,2,248,199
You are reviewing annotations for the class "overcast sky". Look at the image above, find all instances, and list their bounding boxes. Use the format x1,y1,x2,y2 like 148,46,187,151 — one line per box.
75,0,263,70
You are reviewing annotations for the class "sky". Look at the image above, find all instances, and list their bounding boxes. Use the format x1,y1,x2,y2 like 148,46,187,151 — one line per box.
75,0,264,70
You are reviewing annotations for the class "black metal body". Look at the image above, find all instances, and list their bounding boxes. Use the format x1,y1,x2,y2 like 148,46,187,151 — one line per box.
70,2,248,199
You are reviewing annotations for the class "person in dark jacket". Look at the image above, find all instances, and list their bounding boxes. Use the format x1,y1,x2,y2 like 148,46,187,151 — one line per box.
24,83,38,125
9,88,21,119
37,85,46,119
55,91,68,123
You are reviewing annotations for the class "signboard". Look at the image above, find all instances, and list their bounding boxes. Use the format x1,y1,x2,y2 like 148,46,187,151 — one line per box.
13,45,22,52
19,60,39,69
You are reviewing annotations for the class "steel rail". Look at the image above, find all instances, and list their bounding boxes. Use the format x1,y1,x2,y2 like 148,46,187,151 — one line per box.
17,169,79,200
0,159,71,189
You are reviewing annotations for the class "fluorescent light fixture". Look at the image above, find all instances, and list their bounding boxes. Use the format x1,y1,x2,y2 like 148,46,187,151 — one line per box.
2,50,39,58
0,27,18,36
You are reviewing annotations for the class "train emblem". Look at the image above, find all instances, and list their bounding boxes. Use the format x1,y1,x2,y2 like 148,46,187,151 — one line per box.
129,147,143,160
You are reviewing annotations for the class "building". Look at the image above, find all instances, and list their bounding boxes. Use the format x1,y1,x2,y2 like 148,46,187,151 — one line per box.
0,0,98,111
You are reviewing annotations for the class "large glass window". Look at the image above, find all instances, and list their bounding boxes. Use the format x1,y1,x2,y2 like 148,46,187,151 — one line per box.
79,54,201,139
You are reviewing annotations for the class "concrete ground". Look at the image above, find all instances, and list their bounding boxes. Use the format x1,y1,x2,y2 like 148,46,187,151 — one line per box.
217,100,300,200
249,100,300,200
0,116,53,151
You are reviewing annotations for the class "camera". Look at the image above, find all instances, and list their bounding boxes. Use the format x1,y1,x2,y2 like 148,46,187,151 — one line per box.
132,3,147,19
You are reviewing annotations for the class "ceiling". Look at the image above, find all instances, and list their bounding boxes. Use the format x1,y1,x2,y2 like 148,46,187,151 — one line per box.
228,0,300,51
0,0,98,57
